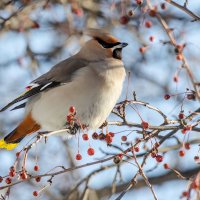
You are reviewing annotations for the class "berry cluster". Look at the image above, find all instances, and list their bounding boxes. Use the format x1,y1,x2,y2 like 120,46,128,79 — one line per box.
75,147,95,161
75,131,116,161
66,106,76,124
92,132,115,144
164,90,196,101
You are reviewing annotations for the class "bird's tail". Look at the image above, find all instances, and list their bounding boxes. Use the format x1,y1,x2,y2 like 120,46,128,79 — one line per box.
0,129,22,150
0,113,41,150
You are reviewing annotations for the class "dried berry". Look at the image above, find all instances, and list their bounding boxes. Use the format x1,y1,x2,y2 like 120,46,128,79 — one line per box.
92,132,99,139
35,176,41,182
119,15,129,25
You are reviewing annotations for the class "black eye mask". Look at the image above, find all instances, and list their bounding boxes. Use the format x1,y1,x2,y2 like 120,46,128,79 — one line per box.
96,38,121,48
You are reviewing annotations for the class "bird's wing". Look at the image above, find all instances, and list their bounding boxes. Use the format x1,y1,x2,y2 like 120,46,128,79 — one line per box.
0,57,88,112
11,103,26,111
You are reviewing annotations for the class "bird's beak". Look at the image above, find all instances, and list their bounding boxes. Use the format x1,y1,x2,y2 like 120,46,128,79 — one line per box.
114,42,128,49
120,42,128,48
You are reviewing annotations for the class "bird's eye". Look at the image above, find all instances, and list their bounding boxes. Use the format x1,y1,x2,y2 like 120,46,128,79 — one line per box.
96,38,120,48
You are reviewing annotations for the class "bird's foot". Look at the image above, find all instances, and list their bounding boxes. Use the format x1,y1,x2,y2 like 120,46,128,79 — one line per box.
99,121,108,129
65,122,80,135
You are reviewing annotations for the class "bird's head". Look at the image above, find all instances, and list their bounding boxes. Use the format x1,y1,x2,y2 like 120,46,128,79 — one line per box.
78,28,128,61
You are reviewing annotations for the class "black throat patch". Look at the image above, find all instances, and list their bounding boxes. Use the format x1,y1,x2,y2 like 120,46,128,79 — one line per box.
113,48,122,60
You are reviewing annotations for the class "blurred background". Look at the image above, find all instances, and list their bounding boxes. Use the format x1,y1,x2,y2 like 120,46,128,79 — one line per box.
0,0,200,199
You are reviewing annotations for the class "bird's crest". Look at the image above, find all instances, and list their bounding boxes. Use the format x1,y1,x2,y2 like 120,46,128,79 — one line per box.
85,28,119,44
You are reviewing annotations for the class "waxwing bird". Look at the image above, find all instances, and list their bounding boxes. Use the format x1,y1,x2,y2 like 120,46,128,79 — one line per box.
0,28,128,150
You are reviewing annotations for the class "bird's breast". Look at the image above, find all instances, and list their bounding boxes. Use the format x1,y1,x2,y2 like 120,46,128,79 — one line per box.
30,65,126,131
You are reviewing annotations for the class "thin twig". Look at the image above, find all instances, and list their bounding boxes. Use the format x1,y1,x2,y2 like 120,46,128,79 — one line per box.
165,0,200,22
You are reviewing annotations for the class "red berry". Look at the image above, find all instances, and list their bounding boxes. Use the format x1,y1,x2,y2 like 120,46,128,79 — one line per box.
134,146,140,152
164,94,170,100
149,36,154,42
119,15,129,25
25,85,32,90
179,113,184,119
139,47,146,54
181,128,187,134
173,75,179,82
35,176,41,182
16,152,20,158
121,135,127,141
141,121,149,130
108,132,114,137
9,166,16,177
194,156,199,161
75,153,82,160
163,163,169,169
92,132,99,140
151,152,157,158
69,106,75,114
179,150,185,157
136,0,143,5
106,132,111,137
87,148,95,156
145,20,152,28
9,171,16,177
34,165,39,171
184,143,190,150
71,8,83,16
33,191,38,197
5,177,12,184
66,114,73,123
160,3,167,10
105,135,113,144
186,125,192,131
182,191,189,197
82,133,89,140
20,172,28,180
191,182,198,189
155,155,163,162
118,153,123,159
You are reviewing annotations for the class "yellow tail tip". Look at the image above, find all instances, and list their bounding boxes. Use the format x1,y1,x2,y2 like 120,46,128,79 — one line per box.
0,139,18,150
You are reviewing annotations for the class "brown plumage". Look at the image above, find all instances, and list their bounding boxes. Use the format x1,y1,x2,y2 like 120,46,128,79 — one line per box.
4,113,40,143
